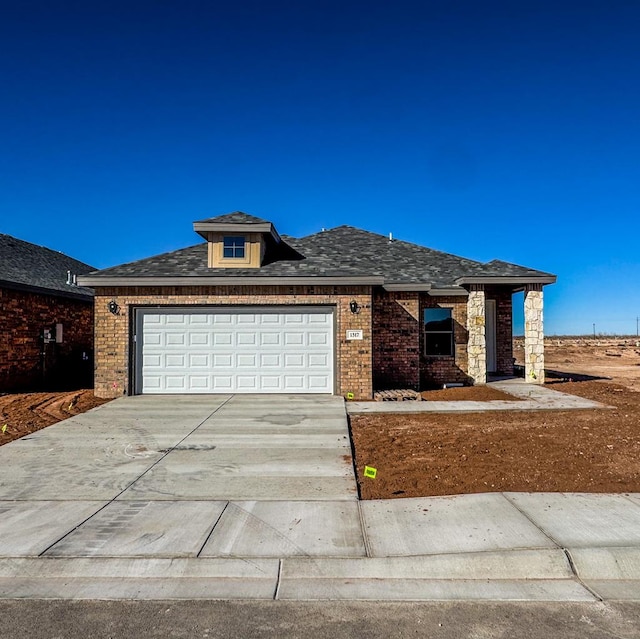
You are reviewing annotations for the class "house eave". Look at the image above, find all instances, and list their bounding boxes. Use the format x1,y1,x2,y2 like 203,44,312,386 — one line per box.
193,221,281,243
382,283,432,291
382,283,469,295
0,279,94,301
455,275,557,286
427,287,469,296
77,275,384,287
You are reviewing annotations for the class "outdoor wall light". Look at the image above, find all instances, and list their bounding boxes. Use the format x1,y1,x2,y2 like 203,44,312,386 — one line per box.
107,300,120,315
349,300,361,314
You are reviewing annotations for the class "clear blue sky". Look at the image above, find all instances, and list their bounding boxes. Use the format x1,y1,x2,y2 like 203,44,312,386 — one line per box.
1,0,639,335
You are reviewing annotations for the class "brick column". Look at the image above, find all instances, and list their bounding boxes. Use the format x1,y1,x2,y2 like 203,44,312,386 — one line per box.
524,284,545,383
466,284,486,384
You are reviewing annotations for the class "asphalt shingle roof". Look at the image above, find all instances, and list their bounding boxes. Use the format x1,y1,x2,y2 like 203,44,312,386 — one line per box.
194,212,271,224
84,223,554,286
0,234,95,298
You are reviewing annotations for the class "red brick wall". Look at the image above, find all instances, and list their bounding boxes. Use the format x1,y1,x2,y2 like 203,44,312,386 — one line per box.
93,285,373,400
372,290,420,390
0,287,94,391
492,288,514,375
420,294,471,387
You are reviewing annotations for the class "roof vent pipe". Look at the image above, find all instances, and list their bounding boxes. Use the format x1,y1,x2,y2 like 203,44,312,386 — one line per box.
389,232,393,243
66,270,73,285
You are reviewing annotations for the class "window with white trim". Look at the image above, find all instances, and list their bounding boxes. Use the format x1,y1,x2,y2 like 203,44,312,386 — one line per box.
424,308,454,356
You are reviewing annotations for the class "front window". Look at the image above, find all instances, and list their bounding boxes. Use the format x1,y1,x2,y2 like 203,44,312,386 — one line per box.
223,236,245,259
424,308,454,356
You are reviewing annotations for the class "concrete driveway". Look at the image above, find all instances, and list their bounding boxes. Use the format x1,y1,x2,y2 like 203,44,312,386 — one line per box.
0,395,363,566
0,394,357,502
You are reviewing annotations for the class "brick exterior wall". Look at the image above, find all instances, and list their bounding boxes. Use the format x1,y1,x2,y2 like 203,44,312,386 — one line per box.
0,287,94,391
93,285,373,400
486,287,514,376
420,294,471,387
372,290,420,390
92,284,516,398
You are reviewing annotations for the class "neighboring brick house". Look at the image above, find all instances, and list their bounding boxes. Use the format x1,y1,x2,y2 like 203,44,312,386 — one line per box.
78,212,555,400
0,234,95,391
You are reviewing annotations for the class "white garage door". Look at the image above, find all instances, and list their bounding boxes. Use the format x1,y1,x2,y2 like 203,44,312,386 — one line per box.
136,307,334,394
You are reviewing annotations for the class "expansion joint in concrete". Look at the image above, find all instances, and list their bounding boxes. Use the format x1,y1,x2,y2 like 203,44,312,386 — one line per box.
196,501,230,558
500,492,562,549
563,548,604,602
357,501,373,558
274,558,284,600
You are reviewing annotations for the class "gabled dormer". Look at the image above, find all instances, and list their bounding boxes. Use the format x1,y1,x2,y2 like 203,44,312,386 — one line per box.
193,212,282,269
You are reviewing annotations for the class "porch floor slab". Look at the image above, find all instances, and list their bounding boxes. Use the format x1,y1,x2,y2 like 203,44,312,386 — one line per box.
347,379,608,414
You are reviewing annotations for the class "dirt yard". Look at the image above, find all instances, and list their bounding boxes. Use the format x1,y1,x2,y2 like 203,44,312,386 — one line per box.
351,337,640,499
0,390,111,446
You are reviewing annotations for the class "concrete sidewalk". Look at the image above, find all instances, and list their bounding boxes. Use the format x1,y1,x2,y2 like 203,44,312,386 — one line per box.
1,493,640,600
1,392,638,602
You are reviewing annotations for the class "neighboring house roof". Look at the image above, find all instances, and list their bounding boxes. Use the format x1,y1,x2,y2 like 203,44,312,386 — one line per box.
79,215,556,290
0,233,95,300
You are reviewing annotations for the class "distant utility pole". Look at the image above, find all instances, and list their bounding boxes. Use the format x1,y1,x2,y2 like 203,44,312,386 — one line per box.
637,316,639,337
593,323,596,338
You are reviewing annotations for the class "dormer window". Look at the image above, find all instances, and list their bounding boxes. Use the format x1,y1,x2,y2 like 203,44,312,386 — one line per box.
223,236,245,259
193,212,285,269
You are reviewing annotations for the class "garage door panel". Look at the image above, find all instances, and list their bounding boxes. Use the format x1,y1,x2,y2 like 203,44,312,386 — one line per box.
189,354,209,367
213,354,232,367
260,353,281,367
308,331,329,345
190,376,209,390
236,332,257,346
139,309,333,394
166,333,186,346
237,376,258,389
283,375,305,389
284,353,304,367
308,353,329,367
189,333,210,346
144,332,162,346
260,376,281,390
309,376,330,389
165,354,185,367
260,332,281,345
237,353,257,367
284,332,304,345
165,376,187,390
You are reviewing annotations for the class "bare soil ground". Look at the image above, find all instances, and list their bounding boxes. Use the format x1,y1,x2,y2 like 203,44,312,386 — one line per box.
351,337,640,499
0,390,111,447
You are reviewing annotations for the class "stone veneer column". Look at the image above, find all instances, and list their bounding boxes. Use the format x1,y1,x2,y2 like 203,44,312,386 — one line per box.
524,284,545,384
466,284,486,384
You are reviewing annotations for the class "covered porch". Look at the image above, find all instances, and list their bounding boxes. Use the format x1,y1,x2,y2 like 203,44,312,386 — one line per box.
464,281,552,385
